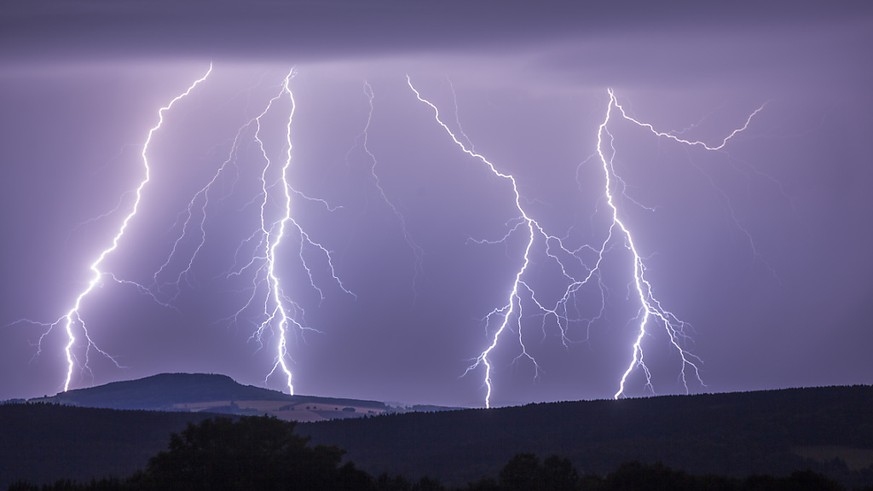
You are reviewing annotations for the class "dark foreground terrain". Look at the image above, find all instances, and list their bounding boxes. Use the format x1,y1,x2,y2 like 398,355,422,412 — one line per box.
300,385,873,487
0,404,212,489
5,416,857,491
2,385,872,489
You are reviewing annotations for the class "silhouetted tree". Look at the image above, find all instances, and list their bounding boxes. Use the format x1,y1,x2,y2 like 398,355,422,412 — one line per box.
374,473,413,491
7,478,125,491
498,453,543,491
462,477,499,491
541,455,579,491
744,469,842,491
605,461,697,491
410,476,445,491
131,416,374,491
495,453,581,491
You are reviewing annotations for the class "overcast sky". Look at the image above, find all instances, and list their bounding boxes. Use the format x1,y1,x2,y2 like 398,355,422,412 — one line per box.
1,1,872,407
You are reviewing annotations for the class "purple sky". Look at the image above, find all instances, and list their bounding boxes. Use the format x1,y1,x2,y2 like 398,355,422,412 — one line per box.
1,1,872,407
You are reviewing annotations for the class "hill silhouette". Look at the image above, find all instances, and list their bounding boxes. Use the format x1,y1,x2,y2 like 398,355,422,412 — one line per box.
30,373,423,422
34,373,286,409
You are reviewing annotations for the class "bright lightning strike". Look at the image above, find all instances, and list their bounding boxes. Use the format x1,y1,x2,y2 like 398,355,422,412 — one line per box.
245,71,354,394
259,71,300,395
409,76,764,407
602,89,765,399
152,69,353,395
16,64,764,404
24,64,213,392
408,76,583,408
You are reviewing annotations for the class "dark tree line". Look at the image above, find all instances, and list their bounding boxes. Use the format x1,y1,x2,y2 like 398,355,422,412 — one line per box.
8,416,865,491
299,385,873,486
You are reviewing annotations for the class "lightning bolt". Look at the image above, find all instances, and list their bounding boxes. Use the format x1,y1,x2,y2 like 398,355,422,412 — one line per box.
409,76,764,407
15,63,764,404
254,71,300,395
408,76,589,408
21,64,213,392
150,69,353,395
601,89,765,399
247,71,354,394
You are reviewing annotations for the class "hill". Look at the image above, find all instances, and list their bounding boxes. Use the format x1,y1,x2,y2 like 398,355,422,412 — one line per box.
299,385,873,487
30,373,427,422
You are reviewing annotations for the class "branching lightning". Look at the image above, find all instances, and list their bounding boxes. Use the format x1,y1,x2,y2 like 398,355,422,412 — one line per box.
408,75,594,408
21,64,213,391
150,69,353,395
409,77,764,407
16,62,764,405
257,71,300,394
25,66,357,395
603,89,765,399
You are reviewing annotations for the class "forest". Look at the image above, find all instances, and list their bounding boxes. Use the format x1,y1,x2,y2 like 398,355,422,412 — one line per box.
7,416,858,491
3,386,873,489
